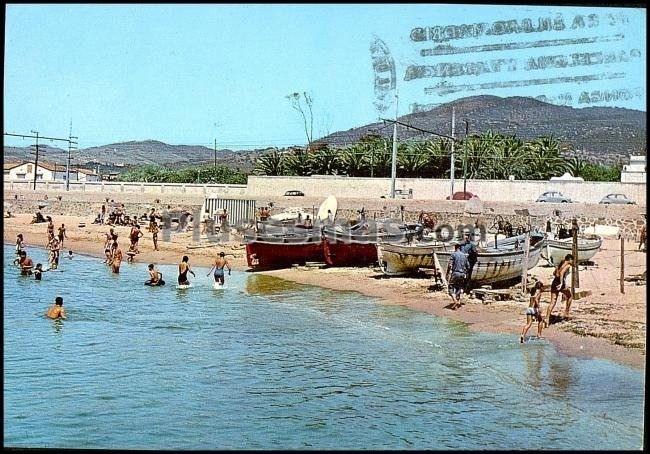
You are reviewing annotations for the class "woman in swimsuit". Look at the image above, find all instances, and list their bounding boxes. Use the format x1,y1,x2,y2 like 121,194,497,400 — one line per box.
111,243,123,273
520,281,544,343
178,255,195,285
545,254,573,326
207,252,231,286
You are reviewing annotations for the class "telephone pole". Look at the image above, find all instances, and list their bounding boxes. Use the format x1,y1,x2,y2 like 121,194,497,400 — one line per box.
390,90,399,198
4,131,79,191
67,121,78,191
463,119,469,195
31,130,40,190
450,107,456,198
214,138,217,169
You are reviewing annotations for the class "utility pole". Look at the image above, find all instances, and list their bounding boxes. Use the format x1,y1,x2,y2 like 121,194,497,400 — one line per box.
214,138,217,169
390,90,399,198
463,119,469,195
31,130,40,190
450,107,456,198
5,131,79,190
67,121,78,191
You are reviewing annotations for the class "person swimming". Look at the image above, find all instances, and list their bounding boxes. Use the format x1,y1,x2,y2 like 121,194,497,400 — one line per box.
178,255,195,285
207,252,231,286
46,296,66,320
145,263,165,286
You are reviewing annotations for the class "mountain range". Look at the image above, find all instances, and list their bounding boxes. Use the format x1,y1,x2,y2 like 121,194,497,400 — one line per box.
4,96,646,171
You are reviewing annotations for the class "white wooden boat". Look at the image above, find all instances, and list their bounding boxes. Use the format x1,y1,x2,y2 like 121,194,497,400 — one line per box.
435,236,545,286
541,234,602,265
379,233,545,285
376,240,448,276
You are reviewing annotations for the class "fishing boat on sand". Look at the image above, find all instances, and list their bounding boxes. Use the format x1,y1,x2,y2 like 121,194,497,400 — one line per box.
322,219,421,267
245,232,324,270
541,233,602,265
379,232,546,286
244,195,337,270
376,239,448,276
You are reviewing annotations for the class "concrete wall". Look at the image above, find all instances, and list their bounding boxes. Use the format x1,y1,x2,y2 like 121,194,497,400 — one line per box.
7,176,645,205
4,180,247,197
246,175,647,206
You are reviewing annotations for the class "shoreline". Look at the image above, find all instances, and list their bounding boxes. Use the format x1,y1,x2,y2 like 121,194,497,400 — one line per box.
4,213,645,370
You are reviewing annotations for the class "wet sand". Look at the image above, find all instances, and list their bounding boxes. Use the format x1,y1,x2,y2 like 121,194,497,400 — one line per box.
4,213,646,369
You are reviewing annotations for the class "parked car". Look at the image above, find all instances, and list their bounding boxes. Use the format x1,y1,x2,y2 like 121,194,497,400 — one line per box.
599,193,636,205
536,191,572,203
284,190,305,197
446,191,475,200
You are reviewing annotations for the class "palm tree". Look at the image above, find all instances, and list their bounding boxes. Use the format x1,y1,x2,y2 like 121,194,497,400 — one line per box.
284,149,312,176
565,156,587,177
525,135,571,179
309,146,340,175
340,144,368,177
399,141,429,177
253,150,285,176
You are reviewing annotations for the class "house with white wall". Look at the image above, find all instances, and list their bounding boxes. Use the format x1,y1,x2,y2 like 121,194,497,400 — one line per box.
4,160,99,182
621,155,646,183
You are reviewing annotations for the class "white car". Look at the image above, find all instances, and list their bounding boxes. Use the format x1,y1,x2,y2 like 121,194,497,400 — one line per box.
536,191,572,203
599,193,636,205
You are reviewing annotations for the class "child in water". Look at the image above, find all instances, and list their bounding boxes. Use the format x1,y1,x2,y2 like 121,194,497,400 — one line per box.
520,281,545,343
34,263,48,281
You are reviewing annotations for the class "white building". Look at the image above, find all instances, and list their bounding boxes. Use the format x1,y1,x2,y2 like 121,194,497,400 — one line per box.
620,155,646,183
4,161,99,182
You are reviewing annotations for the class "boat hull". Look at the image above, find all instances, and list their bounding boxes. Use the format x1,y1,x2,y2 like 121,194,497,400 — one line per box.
435,240,544,286
322,223,417,267
541,236,602,265
246,238,324,270
377,242,449,276
323,239,380,267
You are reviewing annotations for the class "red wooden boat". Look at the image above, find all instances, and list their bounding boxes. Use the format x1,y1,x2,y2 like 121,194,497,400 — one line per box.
245,230,324,270
322,220,419,267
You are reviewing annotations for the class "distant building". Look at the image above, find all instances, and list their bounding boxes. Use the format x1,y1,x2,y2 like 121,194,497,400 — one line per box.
3,160,99,182
549,172,584,182
620,155,646,183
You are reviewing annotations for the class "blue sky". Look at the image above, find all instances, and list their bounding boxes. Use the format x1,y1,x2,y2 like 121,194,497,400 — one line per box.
4,4,646,150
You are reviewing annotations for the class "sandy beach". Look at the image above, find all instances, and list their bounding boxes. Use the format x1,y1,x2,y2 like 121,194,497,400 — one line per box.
4,212,646,369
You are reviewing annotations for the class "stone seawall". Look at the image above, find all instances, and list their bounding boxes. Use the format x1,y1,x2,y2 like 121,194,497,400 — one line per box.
5,189,646,239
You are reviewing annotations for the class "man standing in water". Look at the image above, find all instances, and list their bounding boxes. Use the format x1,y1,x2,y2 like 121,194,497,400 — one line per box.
46,296,66,319
16,251,34,275
178,255,195,286
207,251,231,286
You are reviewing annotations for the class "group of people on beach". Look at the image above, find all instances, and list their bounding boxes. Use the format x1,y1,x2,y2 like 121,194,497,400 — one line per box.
519,253,574,342
444,229,575,343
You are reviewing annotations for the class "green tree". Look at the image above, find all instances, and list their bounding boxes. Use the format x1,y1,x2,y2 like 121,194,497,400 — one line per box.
284,148,312,176
309,146,340,175
253,150,285,176
580,163,622,181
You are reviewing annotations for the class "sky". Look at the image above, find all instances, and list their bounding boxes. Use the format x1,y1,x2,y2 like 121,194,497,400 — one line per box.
4,3,646,151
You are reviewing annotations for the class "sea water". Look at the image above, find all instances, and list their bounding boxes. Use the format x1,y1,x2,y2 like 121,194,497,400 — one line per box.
3,245,644,449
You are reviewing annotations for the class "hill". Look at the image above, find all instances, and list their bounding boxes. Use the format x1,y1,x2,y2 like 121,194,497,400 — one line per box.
4,96,646,169
3,140,265,173
315,95,647,164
